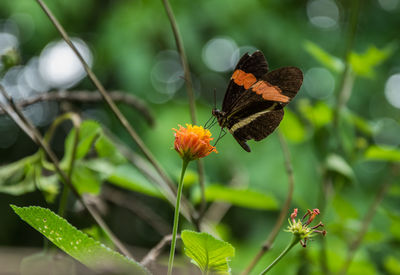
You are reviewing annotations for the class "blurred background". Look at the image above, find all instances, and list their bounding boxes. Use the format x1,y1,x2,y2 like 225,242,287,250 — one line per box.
0,0,400,274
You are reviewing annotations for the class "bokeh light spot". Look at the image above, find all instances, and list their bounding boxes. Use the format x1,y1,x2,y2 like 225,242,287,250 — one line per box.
0,32,18,54
38,38,92,89
303,67,335,99
202,37,238,72
384,73,400,109
150,50,184,103
373,118,400,147
307,0,339,29
378,0,399,11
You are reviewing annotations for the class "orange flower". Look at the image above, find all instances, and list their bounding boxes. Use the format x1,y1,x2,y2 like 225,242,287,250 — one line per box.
173,124,217,161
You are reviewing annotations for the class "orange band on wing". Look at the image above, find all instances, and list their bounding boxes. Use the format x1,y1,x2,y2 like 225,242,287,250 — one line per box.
251,81,290,103
232,69,257,89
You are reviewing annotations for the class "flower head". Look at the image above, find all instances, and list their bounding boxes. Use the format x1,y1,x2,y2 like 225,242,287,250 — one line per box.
173,124,217,161
286,208,326,247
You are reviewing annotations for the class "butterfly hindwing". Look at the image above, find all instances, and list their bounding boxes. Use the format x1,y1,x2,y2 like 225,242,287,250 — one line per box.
232,109,284,152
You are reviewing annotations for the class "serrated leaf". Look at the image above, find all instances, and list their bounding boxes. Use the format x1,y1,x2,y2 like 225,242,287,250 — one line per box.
11,205,149,275
303,41,344,73
364,145,400,162
107,164,163,198
192,184,278,210
325,154,355,181
181,230,235,275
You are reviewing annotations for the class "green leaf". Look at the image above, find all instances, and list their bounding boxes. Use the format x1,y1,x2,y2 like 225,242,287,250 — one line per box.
181,230,235,275
332,195,359,220
298,100,333,128
71,162,102,195
325,154,355,181
280,109,307,143
384,256,400,275
107,164,163,198
94,135,126,164
83,158,118,180
36,174,60,203
364,145,400,162
11,205,149,275
63,121,101,167
193,184,278,210
83,225,114,248
303,41,344,73
349,44,396,78
0,154,40,196
346,111,373,136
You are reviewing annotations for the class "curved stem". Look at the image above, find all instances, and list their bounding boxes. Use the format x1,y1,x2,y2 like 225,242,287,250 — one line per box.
338,177,392,275
259,235,300,275
160,0,197,124
242,131,295,275
168,159,189,275
56,114,81,217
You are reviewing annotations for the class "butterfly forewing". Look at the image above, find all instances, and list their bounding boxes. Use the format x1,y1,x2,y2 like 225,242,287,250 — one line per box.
213,51,303,152
222,51,269,113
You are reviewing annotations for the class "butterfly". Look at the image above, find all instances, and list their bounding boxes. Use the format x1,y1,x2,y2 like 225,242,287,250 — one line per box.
211,51,303,152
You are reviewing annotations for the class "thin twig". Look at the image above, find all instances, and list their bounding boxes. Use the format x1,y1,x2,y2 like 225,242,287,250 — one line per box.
333,0,361,129
337,168,396,275
141,234,177,267
0,85,133,259
242,131,295,275
35,0,178,212
0,90,154,126
317,169,334,275
160,0,207,222
102,185,171,236
160,0,197,124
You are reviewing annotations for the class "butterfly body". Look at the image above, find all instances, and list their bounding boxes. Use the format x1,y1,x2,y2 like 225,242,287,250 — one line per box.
212,51,303,152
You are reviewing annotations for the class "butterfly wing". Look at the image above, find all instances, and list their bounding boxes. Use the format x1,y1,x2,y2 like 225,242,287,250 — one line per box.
232,109,284,152
222,51,269,113
225,66,303,152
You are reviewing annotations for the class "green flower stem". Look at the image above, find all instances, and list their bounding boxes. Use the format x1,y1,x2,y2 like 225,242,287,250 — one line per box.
259,235,300,275
168,158,190,275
